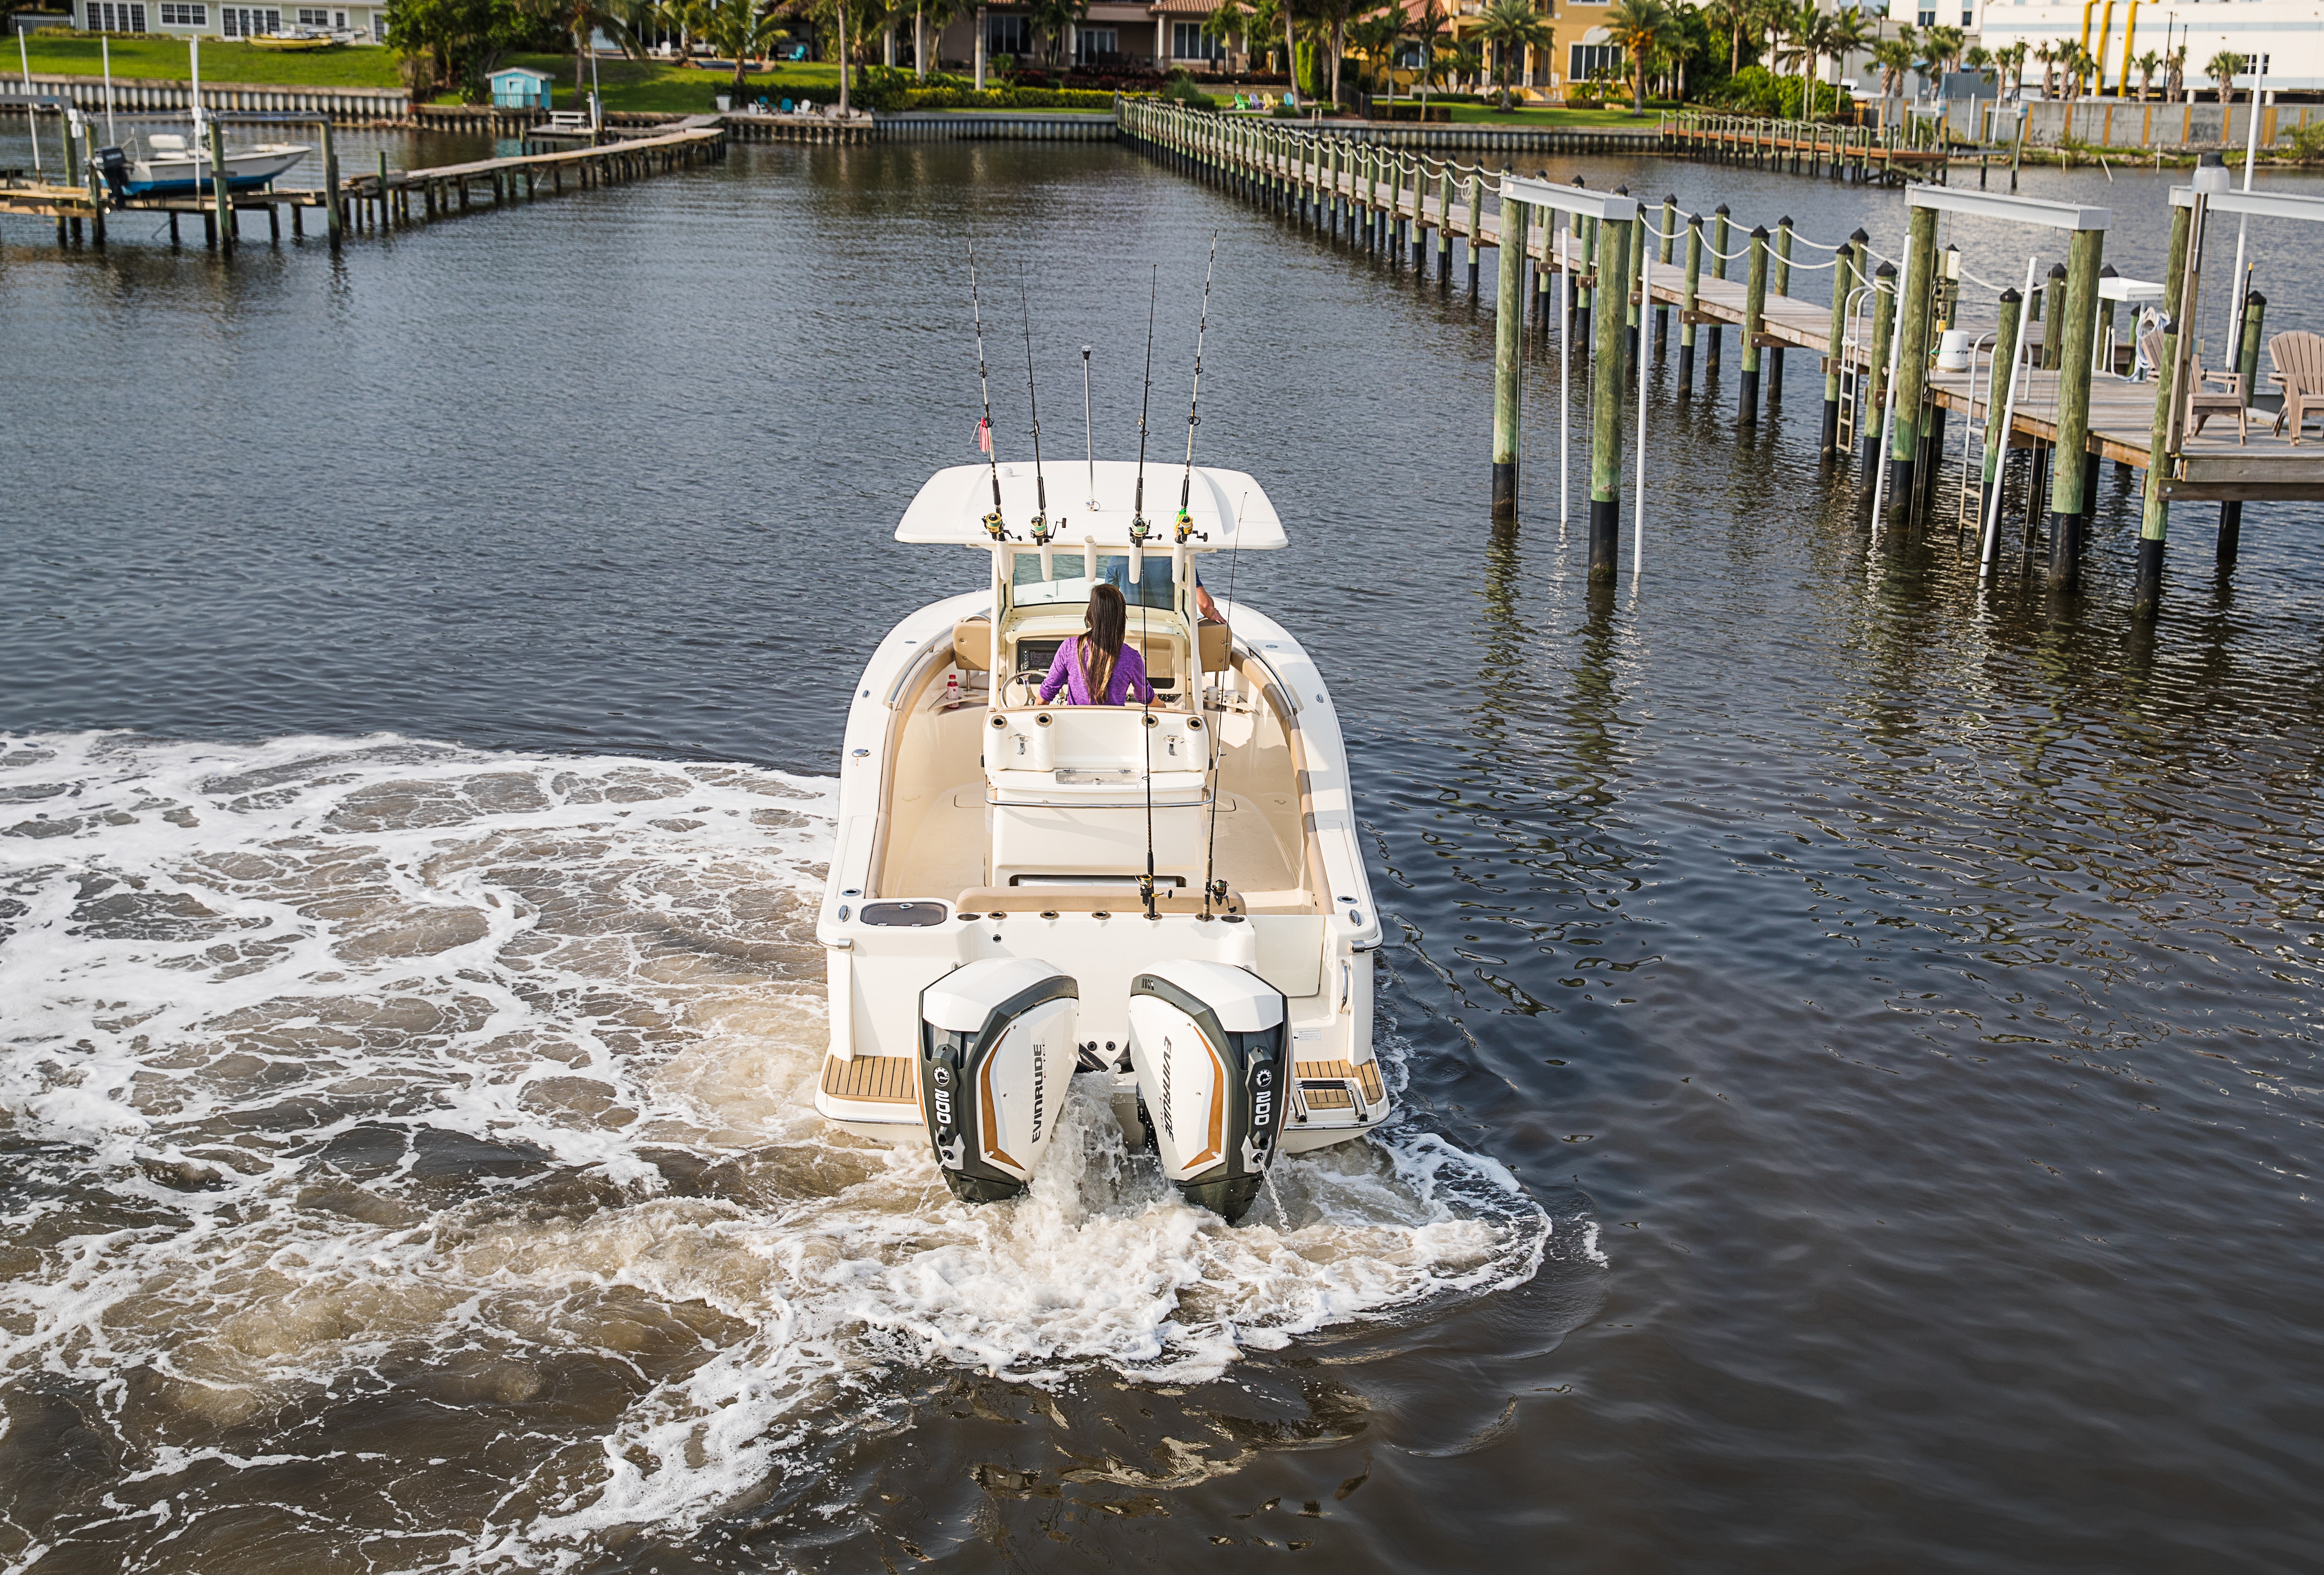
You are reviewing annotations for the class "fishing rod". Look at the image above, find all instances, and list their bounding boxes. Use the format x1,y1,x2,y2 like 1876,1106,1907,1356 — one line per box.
969,238,1006,542
1131,268,1157,545
1019,277,1052,546
1081,344,1097,511
1200,492,1249,918
1175,235,1218,545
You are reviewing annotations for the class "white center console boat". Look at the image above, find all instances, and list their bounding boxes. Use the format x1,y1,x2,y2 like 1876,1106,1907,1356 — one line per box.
812,459,1390,1222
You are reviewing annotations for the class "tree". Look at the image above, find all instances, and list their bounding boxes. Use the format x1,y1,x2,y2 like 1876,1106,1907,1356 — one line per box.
2207,48,2242,103
1475,0,1548,108
703,0,783,95
1703,0,1748,77
1346,5,1405,97
1994,39,2027,98
1605,0,1674,114
2032,40,2055,99
2165,45,2185,102
1871,36,1911,100
1921,22,1962,78
2132,47,2157,101
522,0,639,107
1025,0,1087,64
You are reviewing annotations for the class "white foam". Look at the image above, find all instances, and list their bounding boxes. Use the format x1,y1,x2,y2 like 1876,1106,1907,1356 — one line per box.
0,731,1557,1568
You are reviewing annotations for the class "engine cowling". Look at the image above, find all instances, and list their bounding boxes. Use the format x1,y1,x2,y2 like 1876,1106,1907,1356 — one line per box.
918,957,1079,1204
1125,960,1287,1224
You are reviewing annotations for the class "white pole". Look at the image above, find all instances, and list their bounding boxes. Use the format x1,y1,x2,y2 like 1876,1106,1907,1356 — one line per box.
1632,244,1649,577
1081,344,1097,510
190,32,203,200
1867,230,1915,537
1980,257,2042,579
20,29,39,178
102,35,115,144
2228,57,2264,368
1558,228,1570,536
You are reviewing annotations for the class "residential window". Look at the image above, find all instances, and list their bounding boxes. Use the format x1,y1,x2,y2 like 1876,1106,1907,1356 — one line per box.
85,0,147,28
1172,22,1219,60
1917,8,1934,26
1961,7,1972,21
296,6,328,22
219,6,282,33
984,12,1028,57
1075,25,1115,61
370,13,383,39
159,1,205,20
1568,42,1621,82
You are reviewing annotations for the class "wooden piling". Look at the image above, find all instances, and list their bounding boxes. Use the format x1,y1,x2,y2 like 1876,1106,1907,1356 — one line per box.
2041,263,2066,369
1771,217,1793,395
1492,194,1529,523
209,120,232,256
2135,199,2195,616
1741,226,1770,422
1655,195,1676,354
1679,211,1703,390
1981,288,2025,525
1822,233,1858,460
1588,216,1633,580
1863,261,1897,478
1885,205,1940,524
320,119,342,248
1706,204,1730,373
2045,228,2106,588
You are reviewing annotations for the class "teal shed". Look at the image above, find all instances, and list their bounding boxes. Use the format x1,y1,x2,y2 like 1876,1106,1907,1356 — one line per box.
489,67,554,109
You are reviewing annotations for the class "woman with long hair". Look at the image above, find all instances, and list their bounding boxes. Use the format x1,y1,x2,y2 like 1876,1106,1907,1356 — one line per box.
1038,583,1155,706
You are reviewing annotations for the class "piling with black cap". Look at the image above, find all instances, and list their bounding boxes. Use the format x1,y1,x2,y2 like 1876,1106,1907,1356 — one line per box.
2135,196,2195,617
1980,287,2026,528
1862,261,1897,485
1740,227,1770,423
1822,232,1860,461
1656,195,1677,355
2041,262,2067,369
1771,217,1794,396
1679,210,1703,391
1492,192,1530,524
2045,225,2106,588
1589,213,1633,581
1707,204,1731,373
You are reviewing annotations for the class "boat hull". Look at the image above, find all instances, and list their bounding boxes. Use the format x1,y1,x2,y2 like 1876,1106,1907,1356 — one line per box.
123,146,309,196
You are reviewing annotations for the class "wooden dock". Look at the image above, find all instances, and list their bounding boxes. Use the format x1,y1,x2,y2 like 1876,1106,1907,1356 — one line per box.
0,122,725,248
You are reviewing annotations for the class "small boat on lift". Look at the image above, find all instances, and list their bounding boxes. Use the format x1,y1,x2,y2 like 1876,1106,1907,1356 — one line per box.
812,460,1390,1222
111,129,309,196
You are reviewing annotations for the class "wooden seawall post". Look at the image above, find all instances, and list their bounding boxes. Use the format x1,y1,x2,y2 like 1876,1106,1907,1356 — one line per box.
208,120,232,255
2041,263,2066,367
1821,233,1858,460
1589,211,1633,578
1655,195,1677,356
2046,225,2106,588
320,119,342,247
1981,287,2025,527
1706,204,1730,375
1492,192,1530,523
1439,162,1456,286
1740,225,1769,423
1679,210,1703,392
1883,203,1940,525
2134,197,2195,617
1862,261,1897,481
2223,286,2267,562
1771,218,1793,396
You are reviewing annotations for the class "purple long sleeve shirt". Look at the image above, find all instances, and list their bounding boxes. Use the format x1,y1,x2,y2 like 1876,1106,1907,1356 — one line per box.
1038,637,1154,706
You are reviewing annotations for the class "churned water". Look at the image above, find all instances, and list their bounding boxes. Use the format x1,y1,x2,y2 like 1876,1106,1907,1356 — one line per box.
3,131,2324,1572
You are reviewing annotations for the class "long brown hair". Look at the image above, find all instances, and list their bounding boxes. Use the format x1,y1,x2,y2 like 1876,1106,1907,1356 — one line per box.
1079,583,1127,701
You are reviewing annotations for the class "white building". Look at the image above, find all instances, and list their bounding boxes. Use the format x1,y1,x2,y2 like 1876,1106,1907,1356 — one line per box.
1960,0,2324,97
65,0,386,43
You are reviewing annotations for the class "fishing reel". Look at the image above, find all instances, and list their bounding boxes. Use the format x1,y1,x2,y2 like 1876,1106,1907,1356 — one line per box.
1128,513,1151,546
1138,872,1160,918
1173,510,1208,545
982,510,1009,542
1028,513,1052,545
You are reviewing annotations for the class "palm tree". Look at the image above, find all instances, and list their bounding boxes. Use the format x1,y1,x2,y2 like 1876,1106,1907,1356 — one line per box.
706,0,784,99
527,0,640,110
1871,36,1912,101
1244,0,1285,73
1922,22,1963,78
2165,45,2185,102
1703,0,1747,77
1347,6,1406,98
2032,40,2056,99
2132,47,2158,101
1408,0,1449,107
1994,39,2027,98
1606,0,1674,114
1207,0,1253,70
1023,0,1086,64
1475,0,1549,108
2207,47,2242,103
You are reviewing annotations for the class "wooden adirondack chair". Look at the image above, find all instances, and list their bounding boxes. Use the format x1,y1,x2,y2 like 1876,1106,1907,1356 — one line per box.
2269,331,2324,444
2144,328,2250,442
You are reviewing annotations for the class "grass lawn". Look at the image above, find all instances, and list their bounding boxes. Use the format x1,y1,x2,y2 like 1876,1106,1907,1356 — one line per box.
1435,102,1666,126
16,35,847,112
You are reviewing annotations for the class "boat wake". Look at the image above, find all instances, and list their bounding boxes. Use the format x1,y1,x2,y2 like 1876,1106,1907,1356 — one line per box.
0,732,1567,1571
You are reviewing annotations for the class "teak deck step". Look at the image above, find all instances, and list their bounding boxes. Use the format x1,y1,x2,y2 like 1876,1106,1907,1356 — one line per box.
821,1053,919,1104
1295,1058,1385,1105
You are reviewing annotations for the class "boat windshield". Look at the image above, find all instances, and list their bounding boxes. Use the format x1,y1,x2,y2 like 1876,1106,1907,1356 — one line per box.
1010,551,1175,612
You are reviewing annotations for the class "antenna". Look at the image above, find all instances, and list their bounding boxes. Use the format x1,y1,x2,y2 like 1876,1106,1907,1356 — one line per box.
1020,276,1052,544
1081,344,1097,510
969,238,1006,541
1132,268,1157,544
1176,235,1218,544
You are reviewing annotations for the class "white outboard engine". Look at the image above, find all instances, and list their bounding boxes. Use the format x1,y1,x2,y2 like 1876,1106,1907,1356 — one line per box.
1125,959,1288,1224
918,957,1079,1204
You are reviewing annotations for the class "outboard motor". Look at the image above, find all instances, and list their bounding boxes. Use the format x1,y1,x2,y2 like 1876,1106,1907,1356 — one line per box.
94,146,128,199
918,957,1078,1204
1126,960,1287,1224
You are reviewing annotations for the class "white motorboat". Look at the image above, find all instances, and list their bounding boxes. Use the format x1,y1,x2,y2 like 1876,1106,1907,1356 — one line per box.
813,459,1389,1222
112,130,309,198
